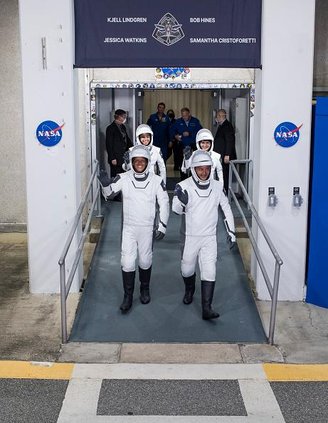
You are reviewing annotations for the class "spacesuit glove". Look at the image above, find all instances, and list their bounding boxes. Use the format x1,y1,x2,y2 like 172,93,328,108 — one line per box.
229,232,236,243
100,184,112,201
174,185,188,206
227,233,237,250
183,145,192,160
123,151,130,167
154,230,165,240
97,173,115,201
155,220,166,240
97,171,112,187
229,240,237,251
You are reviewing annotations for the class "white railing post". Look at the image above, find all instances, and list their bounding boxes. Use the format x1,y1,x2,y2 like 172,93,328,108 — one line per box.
229,160,283,345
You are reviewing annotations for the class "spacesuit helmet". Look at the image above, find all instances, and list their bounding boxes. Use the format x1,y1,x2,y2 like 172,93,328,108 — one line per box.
130,145,151,178
135,124,153,148
190,150,213,187
196,128,214,152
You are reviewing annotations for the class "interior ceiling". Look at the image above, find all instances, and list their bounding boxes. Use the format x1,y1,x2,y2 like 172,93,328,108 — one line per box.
143,89,213,129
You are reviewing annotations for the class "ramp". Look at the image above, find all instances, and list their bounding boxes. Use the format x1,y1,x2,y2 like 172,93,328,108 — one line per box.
70,197,266,343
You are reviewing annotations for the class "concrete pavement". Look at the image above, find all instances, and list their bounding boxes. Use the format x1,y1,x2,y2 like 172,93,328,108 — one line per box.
1,361,328,422
1,232,328,422
0,232,328,364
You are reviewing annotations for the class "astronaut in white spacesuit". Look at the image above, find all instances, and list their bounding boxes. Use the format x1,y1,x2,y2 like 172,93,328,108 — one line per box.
122,124,166,183
181,128,223,183
172,150,236,320
101,144,170,313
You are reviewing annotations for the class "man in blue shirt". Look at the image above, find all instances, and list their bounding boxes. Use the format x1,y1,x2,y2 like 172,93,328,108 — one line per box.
147,102,170,161
170,107,202,179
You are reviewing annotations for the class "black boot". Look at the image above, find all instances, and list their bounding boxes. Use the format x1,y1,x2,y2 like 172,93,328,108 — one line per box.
183,274,196,305
139,266,151,304
120,270,135,313
201,280,220,320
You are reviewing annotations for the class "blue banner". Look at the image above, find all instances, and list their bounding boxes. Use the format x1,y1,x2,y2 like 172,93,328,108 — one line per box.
74,0,262,68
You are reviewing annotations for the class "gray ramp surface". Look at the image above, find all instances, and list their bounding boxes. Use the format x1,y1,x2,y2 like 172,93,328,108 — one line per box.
70,200,266,343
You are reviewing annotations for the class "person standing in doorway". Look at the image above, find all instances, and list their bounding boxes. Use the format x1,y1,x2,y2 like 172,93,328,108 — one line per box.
147,102,170,161
172,150,236,320
106,109,133,179
181,128,223,182
213,109,236,194
122,124,166,183
166,109,176,166
101,145,169,313
170,107,202,179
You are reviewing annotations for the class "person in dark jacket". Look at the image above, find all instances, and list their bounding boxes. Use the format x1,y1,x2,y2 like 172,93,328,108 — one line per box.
166,109,179,169
106,109,133,179
213,109,236,193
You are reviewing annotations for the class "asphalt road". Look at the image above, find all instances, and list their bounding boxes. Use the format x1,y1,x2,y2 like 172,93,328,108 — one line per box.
1,362,328,423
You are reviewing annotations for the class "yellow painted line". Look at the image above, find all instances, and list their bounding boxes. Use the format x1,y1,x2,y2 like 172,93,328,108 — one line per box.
263,363,328,381
0,361,74,380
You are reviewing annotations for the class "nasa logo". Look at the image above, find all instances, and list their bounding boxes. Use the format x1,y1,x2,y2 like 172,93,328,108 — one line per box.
36,120,65,147
274,121,303,148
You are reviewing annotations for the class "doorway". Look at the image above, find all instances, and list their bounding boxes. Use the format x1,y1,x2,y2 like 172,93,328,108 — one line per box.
69,82,265,343
93,86,251,187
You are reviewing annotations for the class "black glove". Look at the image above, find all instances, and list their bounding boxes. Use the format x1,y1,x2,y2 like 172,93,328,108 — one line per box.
183,146,192,161
154,230,165,240
123,151,130,167
97,171,111,187
227,235,237,251
174,185,188,206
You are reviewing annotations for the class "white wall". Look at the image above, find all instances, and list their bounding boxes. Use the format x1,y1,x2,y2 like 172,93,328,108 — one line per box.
19,0,81,293
0,0,26,228
253,0,315,300
15,0,316,298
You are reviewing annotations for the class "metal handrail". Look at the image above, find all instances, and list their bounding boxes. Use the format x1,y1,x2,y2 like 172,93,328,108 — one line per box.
58,161,101,344
229,159,283,345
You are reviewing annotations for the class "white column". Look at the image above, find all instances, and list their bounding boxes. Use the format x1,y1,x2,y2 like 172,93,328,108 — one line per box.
253,0,315,300
19,0,81,293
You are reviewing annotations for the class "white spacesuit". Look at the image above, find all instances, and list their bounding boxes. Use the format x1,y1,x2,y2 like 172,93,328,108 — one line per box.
181,128,223,182
102,144,169,313
122,124,166,182
172,150,235,320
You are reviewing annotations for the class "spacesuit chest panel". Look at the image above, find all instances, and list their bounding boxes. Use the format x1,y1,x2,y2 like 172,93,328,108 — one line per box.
121,173,157,227
185,180,220,236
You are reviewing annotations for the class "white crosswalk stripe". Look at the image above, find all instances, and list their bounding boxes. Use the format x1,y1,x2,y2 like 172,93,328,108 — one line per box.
57,364,285,422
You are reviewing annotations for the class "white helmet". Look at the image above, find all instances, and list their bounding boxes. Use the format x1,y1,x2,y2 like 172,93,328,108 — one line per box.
135,124,153,148
190,150,213,186
130,145,151,178
196,128,214,152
